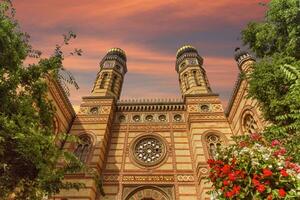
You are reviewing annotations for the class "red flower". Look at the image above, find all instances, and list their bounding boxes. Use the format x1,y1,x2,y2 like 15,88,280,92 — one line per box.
223,180,230,186
263,168,273,177
256,184,266,193
278,188,286,197
226,191,234,198
252,178,260,186
228,172,236,181
221,164,231,174
274,148,287,156
252,175,260,186
207,159,214,165
267,194,273,200
271,140,280,147
239,141,248,147
232,185,241,194
280,169,288,177
250,133,262,141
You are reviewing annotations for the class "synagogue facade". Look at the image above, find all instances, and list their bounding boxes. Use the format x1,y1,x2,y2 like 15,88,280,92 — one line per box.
48,45,265,200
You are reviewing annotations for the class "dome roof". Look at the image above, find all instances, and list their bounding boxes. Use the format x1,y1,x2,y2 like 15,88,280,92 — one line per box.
234,47,249,61
176,45,198,59
107,47,127,62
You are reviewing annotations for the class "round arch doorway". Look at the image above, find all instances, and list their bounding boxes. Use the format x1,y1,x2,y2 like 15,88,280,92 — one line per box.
125,186,171,200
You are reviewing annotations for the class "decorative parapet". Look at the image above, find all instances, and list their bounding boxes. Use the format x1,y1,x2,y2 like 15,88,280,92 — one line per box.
116,98,185,112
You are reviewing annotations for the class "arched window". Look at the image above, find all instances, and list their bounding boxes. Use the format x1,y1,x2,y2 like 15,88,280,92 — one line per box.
111,75,117,93
100,73,108,89
243,114,259,134
184,73,189,90
52,116,59,135
206,134,221,159
193,70,201,86
74,135,92,162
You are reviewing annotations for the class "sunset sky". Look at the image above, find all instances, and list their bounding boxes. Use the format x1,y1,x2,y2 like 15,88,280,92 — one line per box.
14,0,268,109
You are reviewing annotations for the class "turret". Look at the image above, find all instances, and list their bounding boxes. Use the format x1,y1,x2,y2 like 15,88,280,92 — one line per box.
91,48,127,99
175,45,211,96
234,47,255,73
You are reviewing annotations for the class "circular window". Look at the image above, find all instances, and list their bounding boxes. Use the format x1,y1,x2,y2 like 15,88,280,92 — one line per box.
132,135,166,167
90,107,98,114
200,104,210,112
119,115,126,122
158,114,166,121
133,115,141,122
145,115,154,122
173,114,182,122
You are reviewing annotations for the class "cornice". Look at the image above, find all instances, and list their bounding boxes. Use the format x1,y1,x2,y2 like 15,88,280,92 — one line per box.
225,73,242,116
48,76,75,119
116,98,185,112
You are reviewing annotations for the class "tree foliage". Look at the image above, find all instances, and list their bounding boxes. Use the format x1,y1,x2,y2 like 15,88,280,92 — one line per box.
0,1,85,199
242,0,300,162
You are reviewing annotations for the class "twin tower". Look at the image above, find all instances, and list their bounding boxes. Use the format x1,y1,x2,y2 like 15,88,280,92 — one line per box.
91,45,212,99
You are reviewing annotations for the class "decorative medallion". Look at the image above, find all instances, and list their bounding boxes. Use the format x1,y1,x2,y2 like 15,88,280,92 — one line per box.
132,115,141,122
173,114,182,122
131,135,167,167
145,115,154,122
158,114,166,122
90,107,99,114
200,104,210,112
119,115,126,122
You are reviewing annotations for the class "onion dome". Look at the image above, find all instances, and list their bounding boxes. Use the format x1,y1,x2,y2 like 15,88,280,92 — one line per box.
175,45,203,72
176,45,198,59
100,47,127,72
234,47,255,67
107,47,127,62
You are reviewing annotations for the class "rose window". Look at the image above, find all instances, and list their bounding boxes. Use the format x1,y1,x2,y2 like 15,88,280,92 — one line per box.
133,136,166,166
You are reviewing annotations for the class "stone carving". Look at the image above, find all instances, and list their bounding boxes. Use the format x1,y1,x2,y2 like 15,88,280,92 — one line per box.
177,175,195,182
100,106,111,114
103,175,119,182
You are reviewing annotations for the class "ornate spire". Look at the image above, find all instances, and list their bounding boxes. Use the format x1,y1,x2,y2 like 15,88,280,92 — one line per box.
100,48,127,73
234,47,255,70
175,45,203,73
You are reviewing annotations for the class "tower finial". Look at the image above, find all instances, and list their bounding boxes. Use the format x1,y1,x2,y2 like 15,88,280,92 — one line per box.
234,47,255,72
91,47,127,99
175,45,211,96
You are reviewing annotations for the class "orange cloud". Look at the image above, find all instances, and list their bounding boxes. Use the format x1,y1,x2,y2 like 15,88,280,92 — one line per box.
13,0,267,108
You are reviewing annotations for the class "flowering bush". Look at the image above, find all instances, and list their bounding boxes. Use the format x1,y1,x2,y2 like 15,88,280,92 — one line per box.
207,133,300,199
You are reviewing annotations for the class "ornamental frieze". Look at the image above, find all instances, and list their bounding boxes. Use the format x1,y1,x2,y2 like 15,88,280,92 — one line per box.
74,116,109,123
122,175,174,182
186,98,219,104
177,174,195,182
128,124,171,131
187,103,224,113
189,114,226,121
103,175,119,182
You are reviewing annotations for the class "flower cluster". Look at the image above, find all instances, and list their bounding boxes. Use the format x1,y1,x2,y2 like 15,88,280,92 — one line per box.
207,133,300,199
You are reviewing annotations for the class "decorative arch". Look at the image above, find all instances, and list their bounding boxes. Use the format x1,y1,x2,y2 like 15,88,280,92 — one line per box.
74,134,93,163
240,108,261,135
99,73,108,89
183,73,189,90
201,130,228,160
192,70,201,86
125,186,171,200
111,75,118,93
